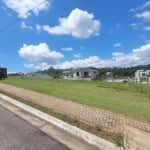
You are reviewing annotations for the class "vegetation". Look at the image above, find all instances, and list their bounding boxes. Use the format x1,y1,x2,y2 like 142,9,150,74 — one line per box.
98,81,150,99
1,77,150,122
36,67,63,78
100,64,150,79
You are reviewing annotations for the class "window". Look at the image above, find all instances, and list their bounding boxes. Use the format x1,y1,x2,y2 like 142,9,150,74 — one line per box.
76,72,79,76
84,71,89,76
141,73,146,77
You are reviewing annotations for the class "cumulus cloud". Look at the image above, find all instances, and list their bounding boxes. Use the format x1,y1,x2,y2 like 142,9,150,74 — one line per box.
139,1,150,10
111,44,150,66
135,11,150,21
74,53,82,58
18,43,64,70
80,46,85,50
3,0,50,18
62,47,74,51
20,43,150,70
128,23,140,29
131,1,150,12
130,2,150,32
113,43,122,48
54,43,150,69
21,22,33,30
143,25,150,31
24,63,51,70
146,40,150,43
36,24,42,32
138,1,150,10
54,56,104,69
37,8,100,38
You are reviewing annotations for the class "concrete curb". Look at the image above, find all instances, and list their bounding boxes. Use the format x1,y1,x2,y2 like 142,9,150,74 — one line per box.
0,93,122,150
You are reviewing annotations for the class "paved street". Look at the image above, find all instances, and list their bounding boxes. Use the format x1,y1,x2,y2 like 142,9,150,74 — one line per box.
0,105,70,150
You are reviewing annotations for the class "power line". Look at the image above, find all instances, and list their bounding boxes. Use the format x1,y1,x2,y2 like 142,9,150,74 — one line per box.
0,0,49,33
0,18,19,33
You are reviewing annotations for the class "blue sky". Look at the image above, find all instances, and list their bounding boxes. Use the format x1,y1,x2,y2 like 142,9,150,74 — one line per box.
0,0,150,72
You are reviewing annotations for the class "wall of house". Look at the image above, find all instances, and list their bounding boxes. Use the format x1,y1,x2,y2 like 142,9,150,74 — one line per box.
78,69,99,79
80,69,90,78
90,69,99,79
63,68,100,80
63,71,73,78
73,71,81,78
135,70,150,82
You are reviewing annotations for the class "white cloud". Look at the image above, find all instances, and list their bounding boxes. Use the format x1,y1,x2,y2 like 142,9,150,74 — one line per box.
143,25,150,31
62,47,74,51
138,34,147,41
131,1,150,12
21,22,27,28
132,43,150,56
80,46,85,50
139,1,150,10
130,2,150,32
135,11,150,21
18,43,64,70
113,43,122,48
108,23,122,35
24,63,51,70
36,24,42,32
54,56,104,69
54,43,150,69
111,44,150,66
20,43,150,70
24,64,34,68
1,6,7,10
3,0,50,18
37,8,100,38
146,40,150,43
128,23,139,29
21,22,33,30
74,53,82,58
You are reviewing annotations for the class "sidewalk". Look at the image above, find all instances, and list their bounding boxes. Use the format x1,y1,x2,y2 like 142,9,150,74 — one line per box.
0,83,150,133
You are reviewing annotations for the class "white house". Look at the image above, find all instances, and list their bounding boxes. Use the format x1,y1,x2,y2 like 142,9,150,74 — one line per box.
63,67,100,80
106,72,113,82
135,70,150,82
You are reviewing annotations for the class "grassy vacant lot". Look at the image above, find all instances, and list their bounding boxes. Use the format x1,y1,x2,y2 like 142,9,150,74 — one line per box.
1,77,150,122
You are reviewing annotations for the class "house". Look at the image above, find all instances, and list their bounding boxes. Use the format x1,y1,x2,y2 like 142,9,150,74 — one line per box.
135,70,150,82
105,72,113,82
63,67,100,80
27,72,52,79
0,67,7,79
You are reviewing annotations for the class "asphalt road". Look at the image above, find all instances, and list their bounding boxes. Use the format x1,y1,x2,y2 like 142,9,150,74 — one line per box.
0,105,70,150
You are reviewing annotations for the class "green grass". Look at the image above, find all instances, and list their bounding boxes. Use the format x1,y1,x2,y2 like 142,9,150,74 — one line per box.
1,76,150,122
98,81,150,98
